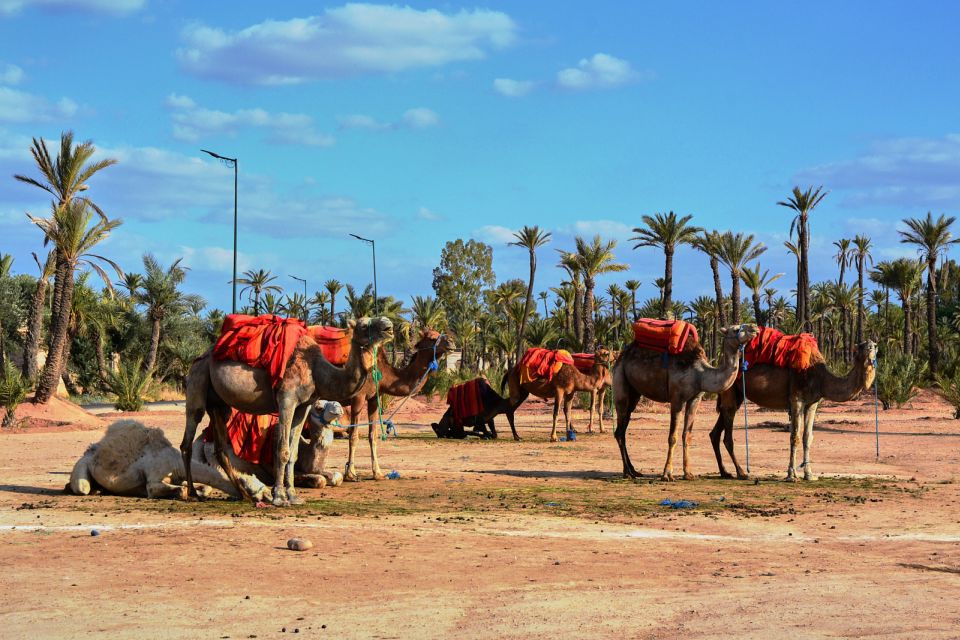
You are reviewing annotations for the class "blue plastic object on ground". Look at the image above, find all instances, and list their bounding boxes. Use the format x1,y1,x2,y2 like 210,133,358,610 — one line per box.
385,470,400,480
566,429,576,441
660,498,698,509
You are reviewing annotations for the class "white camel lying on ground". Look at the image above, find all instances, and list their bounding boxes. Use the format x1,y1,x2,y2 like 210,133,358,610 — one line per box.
68,419,271,501
192,400,345,489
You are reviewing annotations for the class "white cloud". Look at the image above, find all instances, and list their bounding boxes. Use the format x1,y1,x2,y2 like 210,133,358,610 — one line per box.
566,219,634,239
795,134,960,209
401,107,439,129
0,62,23,84
165,93,334,147
473,224,517,244
417,206,443,221
493,77,534,98
0,0,145,16
0,86,78,123
177,4,517,85
178,245,253,274
556,53,645,90
338,107,439,132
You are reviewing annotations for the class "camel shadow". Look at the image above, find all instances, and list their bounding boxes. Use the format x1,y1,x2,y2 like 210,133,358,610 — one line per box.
0,484,65,496
477,469,619,480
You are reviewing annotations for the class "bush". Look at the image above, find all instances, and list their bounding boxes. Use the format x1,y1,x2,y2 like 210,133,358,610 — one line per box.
104,359,153,412
0,361,30,428
935,370,960,419
876,353,926,410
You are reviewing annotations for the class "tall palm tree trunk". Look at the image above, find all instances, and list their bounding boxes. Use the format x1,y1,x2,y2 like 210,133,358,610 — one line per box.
903,298,912,356
926,255,939,376
144,317,162,373
583,277,596,352
752,293,763,326
799,221,810,330
22,274,50,380
515,250,536,362
710,256,725,325
730,272,741,324
856,258,866,343
573,284,583,345
34,262,75,403
662,249,674,319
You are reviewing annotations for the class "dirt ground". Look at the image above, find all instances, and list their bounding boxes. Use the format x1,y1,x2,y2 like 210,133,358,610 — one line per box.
1,391,959,639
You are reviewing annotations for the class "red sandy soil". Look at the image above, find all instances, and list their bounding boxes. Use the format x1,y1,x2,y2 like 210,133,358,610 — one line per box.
1,391,959,639
1,394,106,432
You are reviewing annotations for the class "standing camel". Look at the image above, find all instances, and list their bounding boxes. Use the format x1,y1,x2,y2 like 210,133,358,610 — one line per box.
613,324,759,481
340,330,451,481
504,347,613,442
181,317,394,506
710,340,877,481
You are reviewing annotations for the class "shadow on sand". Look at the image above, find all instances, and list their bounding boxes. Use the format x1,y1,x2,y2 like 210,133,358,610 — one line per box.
476,469,620,480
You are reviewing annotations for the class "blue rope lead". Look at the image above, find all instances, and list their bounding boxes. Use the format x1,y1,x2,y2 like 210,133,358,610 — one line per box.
740,344,750,474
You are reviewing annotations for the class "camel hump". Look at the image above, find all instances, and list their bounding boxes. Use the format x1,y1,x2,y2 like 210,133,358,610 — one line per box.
94,420,171,477
631,318,699,354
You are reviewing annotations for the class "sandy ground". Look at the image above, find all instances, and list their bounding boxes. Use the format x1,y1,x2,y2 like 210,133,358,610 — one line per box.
1,392,959,639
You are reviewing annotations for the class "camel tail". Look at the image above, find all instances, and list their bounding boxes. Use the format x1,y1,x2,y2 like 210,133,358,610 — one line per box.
500,368,510,395
68,446,97,495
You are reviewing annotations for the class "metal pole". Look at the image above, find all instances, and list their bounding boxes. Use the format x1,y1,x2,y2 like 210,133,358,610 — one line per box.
290,275,307,323
740,345,750,474
873,358,880,459
232,158,237,314
371,239,378,316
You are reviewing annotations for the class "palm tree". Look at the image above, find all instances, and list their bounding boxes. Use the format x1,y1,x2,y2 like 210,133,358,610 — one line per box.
343,284,374,319
574,235,628,351
851,235,873,343
630,211,701,318
281,293,309,323
624,279,641,321
886,258,925,355
509,225,552,362
691,230,726,326
899,212,958,376
68,276,123,385
870,261,896,335
135,254,205,374
778,186,828,331
558,252,584,345
537,291,549,317
411,295,446,332
550,284,575,335
829,282,859,360
236,269,282,315
717,232,766,325
833,238,852,286
740,264,783,326
309,291,331,324
27,201,122,402
20,251,55,380
324,279,343,325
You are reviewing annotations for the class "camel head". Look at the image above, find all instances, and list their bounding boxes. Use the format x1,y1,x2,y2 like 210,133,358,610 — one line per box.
347,317,395,368
855,340,878,388
415,329,453,361
720,323,759,351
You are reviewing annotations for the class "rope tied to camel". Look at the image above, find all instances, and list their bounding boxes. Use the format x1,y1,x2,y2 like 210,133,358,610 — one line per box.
740,342,751,474
873,355,880,459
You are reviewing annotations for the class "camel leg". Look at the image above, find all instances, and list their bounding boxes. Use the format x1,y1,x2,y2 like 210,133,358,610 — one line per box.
366,397,386,480
269,393,301,506
207,399,255,503
587,390,596,433
563,394,574,437
613,381,642,479
146,478,190,500
681,396,701,480
661,400,683,481
180,355,213,500
597,387,606,434
785,399,804,482
68,449,96,495
344,397,364,482
283,403,310,505
550,392,562,442
711,389,748,479
507,392,527,441
802,401,820,481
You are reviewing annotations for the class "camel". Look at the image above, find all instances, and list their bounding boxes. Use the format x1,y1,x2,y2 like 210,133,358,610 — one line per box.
710,340,877,481
340,330,451,481
431,377,517,439
69,419,271,501
193,400,345,489
181,316,394,506
504,347,613,442
613,324,759,481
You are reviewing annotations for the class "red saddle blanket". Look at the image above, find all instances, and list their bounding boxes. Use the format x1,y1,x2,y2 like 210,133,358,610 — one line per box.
201,410,277,466
519,348,575,384
631,319,698,354
572,353,595,373
213,314,307,385
742,327,822,371
446,379,486,426
307,325,351,366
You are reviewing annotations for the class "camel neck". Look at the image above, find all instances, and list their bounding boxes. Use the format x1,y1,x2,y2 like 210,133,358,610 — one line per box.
699,340,742,393
821,358,875,402
378,345,436,395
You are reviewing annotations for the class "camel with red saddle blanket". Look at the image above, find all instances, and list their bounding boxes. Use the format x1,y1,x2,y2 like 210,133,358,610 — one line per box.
710,327,877,481
503,346,613,442
613,320,759,481
181,314,394,506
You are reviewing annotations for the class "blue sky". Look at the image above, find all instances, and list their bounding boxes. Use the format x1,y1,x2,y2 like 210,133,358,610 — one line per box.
1,1,958,312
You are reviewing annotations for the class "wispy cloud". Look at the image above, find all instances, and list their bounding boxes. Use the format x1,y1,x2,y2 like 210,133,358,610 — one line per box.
338,107,440,132
165,93,334,147
0,0,145,17
473,224,517,244
0,87,77,123
177,4,517,85
417,207,443,221
795,134,960,209
493,78,534,98
565,219,634,239
0,62,23,84
556,53,648,91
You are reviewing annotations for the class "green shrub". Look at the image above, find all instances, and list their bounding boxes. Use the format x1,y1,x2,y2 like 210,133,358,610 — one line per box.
876,353,926,410
0,361,30,428
104,359,153,412
935,370,960,419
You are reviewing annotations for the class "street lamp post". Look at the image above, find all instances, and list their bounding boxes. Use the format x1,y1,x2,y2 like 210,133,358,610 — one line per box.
201,149,238,314
289,275,307,323
349,233,378,315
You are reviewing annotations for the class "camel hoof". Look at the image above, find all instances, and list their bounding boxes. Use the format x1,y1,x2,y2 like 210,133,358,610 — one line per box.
325,471,344,487
372,471,386,481
550,436,559,443
344,467,360,482
660,474,675,482
736,473,751,481
803,473,817,482
718,471,734,480
784,475,798,483
683,473,698,481
271,492,289,506
512,436,522,441
287,492,305,506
